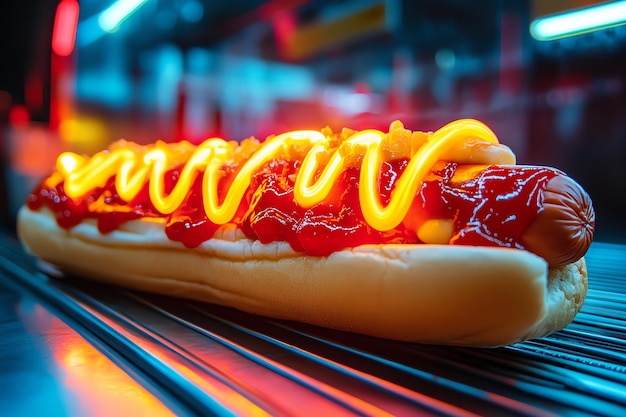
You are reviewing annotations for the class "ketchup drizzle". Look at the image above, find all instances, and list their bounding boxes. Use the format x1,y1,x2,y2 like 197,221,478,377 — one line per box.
27,160,559,256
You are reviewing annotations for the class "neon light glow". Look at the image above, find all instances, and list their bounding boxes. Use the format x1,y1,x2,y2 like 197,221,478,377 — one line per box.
530,1,626,41
77,15,106,47
51,0,80,56
98,0,150,33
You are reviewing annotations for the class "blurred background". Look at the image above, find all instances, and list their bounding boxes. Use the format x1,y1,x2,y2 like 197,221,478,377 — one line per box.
0,0,625,242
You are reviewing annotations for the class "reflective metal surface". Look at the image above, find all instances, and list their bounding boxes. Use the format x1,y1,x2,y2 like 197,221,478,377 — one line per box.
0,237,178,416
1,233,625,416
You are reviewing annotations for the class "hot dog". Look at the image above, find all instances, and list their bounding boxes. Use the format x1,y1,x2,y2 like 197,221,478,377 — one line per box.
16,119,595,347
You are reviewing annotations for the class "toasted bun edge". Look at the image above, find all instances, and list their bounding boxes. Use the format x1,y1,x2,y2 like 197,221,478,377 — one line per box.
17,206,587,347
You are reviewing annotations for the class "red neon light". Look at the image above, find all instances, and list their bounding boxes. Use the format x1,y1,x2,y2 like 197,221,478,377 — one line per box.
9,105,30,126
52,0,80,57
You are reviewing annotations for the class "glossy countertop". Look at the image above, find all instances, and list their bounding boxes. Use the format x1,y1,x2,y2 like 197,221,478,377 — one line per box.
1,232,625,416
0,241,178,416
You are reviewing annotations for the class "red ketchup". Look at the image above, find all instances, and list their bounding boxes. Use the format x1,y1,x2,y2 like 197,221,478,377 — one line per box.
445,165,560,249
27,160,560,256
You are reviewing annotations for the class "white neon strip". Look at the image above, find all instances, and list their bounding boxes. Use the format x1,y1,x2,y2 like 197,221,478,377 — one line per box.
98,0,150,33
530,0,626,41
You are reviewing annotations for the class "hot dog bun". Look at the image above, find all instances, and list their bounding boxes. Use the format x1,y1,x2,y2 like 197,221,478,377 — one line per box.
17,205,587,347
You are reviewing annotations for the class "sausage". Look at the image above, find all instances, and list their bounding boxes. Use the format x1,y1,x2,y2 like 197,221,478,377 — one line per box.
522,175,595,268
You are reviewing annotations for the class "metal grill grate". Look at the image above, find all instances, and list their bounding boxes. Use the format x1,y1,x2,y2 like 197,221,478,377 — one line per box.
1,235,625,416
